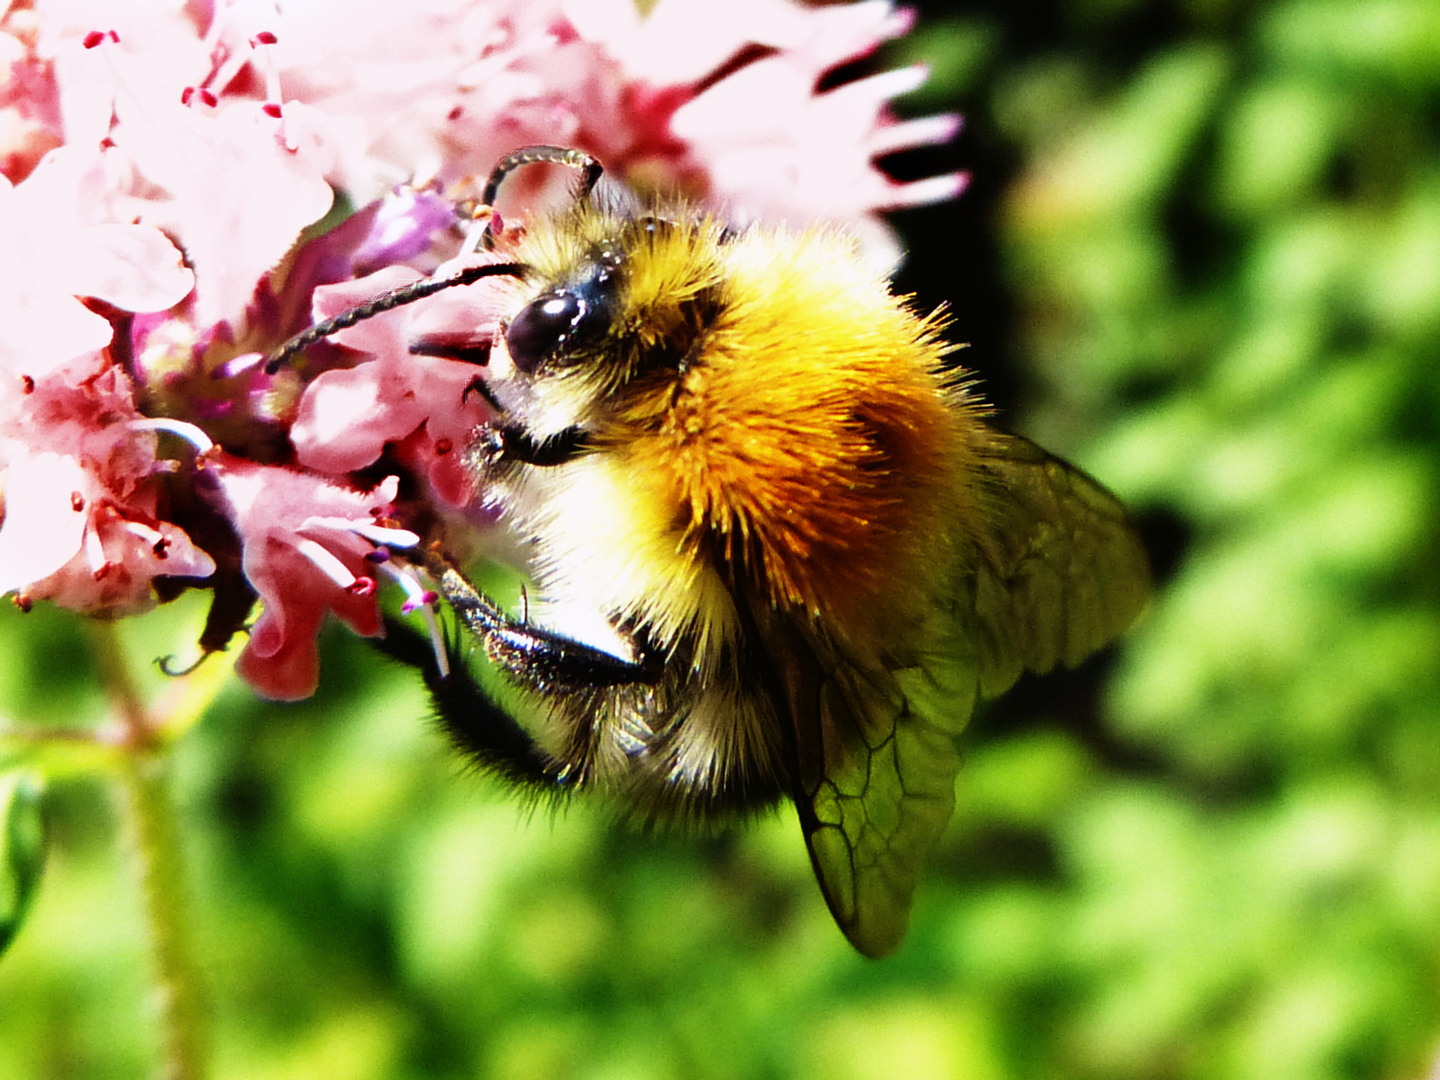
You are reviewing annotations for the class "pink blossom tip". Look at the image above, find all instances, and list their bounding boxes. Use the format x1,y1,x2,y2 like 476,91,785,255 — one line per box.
347,576,377,597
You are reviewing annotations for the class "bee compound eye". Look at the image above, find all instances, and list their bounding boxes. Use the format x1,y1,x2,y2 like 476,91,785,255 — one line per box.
504,292,585,374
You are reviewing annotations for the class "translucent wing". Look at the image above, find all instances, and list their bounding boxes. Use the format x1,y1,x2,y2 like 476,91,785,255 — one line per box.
781,434,1150,957
787,635,977,958
968,434,1151,697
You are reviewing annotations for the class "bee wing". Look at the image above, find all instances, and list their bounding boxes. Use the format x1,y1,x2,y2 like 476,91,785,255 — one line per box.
783,435,1149,958
968,433,1150,697
787,638,976,958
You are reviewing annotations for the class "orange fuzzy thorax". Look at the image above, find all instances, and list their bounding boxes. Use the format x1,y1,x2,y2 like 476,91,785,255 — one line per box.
592,226,989,629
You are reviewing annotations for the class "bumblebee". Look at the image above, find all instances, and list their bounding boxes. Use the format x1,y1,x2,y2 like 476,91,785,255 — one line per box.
275,147,1149,957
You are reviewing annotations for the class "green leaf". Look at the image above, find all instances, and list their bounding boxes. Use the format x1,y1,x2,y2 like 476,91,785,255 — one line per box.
0,770,46,958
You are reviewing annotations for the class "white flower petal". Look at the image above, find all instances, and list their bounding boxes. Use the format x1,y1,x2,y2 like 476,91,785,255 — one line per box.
0,452,89,595
69,223,196,312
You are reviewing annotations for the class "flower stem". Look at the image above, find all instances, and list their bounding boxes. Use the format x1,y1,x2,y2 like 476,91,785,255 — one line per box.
119,755,208,1080
91,623,209,1080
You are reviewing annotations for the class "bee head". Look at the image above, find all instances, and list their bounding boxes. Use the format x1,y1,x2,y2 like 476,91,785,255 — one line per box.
479,210,726,447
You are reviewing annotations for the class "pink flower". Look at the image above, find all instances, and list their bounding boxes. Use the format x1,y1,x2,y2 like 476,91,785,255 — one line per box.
0,149,194,380
0,9,64,183
218,0,958,256
102,98,336,330
0,358,214,613
204,459,415,700
570,0,965,263
288,266,499,509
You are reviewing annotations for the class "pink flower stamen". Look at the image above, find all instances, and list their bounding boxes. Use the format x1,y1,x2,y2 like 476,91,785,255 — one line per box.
376,560,432,615
249,29,295,147
347,576,377,597
292,538,358,590
249,30,283,99
83,525,108,575
85,26,165,138
420,602,449,678
376,561,449,676
302,516,420,551
181,85,219,109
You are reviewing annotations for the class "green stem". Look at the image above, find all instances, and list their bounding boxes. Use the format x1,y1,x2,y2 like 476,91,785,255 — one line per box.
91,623,209,1080
118,755,208,1080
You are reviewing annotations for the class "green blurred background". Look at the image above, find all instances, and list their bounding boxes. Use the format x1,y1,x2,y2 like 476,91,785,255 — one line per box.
3,0,1440,1076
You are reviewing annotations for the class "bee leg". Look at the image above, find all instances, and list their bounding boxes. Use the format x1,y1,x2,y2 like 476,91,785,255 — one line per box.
470,423,589,468
375,610,564,791
408,339,494,366
435,562,662,692
378,558,659,794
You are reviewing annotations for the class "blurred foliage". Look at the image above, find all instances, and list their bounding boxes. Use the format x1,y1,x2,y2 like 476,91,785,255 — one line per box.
3,0,1440,1077
0,770,45,958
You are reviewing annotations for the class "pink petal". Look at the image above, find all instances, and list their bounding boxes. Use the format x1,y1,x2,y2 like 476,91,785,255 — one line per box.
22,515,217,616
290,364,417,473
290,267,496,479
109,99,335,328
0,450,88,595
68,222,195,312
208,458,397,699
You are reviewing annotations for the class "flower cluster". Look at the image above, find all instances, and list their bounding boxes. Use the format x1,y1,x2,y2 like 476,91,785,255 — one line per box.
0,0,962,699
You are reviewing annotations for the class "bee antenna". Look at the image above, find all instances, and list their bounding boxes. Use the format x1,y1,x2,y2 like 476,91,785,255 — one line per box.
262,260,525,375
479,145,604,251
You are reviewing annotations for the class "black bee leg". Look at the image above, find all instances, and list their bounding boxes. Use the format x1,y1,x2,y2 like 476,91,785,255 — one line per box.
409,339,494,366
435,562,661,692
374,609,563,791
460,374,504,412
472,424,589,469
376,559,658,793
